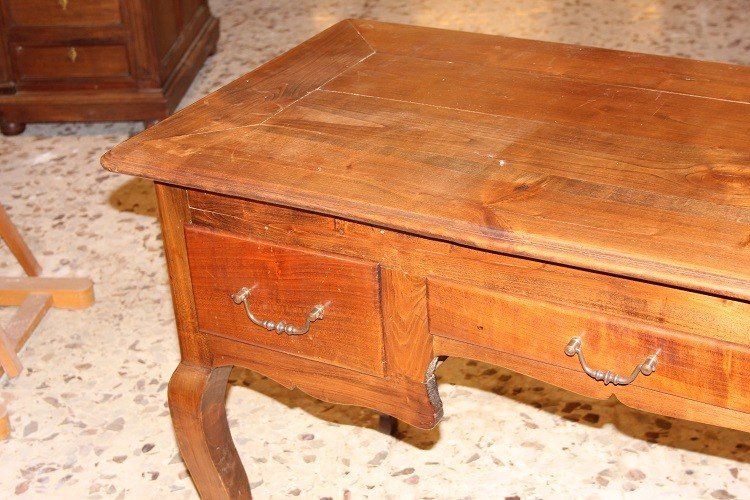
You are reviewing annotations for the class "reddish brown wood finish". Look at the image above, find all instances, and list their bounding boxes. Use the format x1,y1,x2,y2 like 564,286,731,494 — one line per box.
0,203,41,276
428,278,750,413
7,0,122,27
15,44,130,81
185,226,385,376
155,183,441,497
102,21,750,303
0,0,219,133
187,192,750,347
103,21,750,498
168,363,251,500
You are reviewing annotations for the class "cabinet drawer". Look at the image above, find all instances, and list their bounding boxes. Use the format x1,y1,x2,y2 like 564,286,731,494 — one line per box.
428,278,750,413
13,43,130,81
7,0,122,27
185,226,385,376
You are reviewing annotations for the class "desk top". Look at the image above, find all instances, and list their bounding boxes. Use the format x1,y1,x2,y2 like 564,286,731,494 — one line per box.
102,19,750,301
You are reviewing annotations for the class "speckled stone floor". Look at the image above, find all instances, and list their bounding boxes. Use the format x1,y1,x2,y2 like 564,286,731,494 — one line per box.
1,1,749,498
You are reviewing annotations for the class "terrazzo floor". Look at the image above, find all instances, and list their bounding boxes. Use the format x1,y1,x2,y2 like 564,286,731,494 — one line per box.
1,1,749,498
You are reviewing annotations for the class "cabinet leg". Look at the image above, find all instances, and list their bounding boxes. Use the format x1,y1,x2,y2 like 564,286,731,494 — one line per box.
168,362,251,499
1,122,26,136
143,119,160,129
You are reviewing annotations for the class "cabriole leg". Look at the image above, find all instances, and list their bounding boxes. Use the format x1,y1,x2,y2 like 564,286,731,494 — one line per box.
168,362,251,499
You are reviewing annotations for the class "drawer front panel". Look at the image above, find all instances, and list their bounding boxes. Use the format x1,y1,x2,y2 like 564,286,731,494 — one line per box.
7,0,122,27
428,278,750,413
185,226,385,376
14,44,130,81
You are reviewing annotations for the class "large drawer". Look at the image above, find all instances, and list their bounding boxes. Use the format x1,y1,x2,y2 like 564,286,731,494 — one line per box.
428,278,750,413
13,43,130,81
6,0,122,27
185,225,385,376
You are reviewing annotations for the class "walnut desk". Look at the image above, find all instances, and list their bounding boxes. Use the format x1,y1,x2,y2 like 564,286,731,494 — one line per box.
102,20,750,498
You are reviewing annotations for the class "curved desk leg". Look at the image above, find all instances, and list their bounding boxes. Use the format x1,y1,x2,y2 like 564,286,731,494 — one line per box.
168,362,251,499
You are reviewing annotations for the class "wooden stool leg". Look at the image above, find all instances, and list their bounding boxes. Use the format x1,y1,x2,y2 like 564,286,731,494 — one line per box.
0,204,42,277
0,402,10,440
0,324,22,378
168,362,251,499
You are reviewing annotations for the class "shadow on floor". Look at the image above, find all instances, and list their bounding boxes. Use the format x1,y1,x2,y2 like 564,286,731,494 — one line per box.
228,356,750,464
107,178,159,217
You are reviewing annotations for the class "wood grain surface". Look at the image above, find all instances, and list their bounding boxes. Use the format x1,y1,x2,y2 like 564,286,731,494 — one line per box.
154,184,211,365
168,363,251,499
102,19,750,301
187,193,750,429
185,225,385,376
6,0,122,27
105,20,750,497
428,277,750,413
188,193,750,347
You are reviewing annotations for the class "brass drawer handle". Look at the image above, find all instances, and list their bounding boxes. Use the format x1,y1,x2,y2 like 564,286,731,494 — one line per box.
564,337,658,386
59,0,69,10
68,47,77,63
231,286,326,336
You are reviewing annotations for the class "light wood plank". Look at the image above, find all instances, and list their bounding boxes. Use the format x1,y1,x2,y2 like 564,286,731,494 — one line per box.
323,52,750,151
0,204,41,277
0,324,22,378
6,294,52,350
0,403,9,440
352,20,750,102
0,277,93,309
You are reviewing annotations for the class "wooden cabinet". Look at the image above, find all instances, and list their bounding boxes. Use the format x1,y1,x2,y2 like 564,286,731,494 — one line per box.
0,0,219,135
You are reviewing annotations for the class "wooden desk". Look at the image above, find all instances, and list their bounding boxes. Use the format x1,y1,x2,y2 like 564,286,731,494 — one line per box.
102,20,750,498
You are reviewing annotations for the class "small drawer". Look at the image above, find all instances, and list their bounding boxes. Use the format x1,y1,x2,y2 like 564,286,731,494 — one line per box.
185,226,385,376
7,0,122,27
13,43,130,81
428,278,750,413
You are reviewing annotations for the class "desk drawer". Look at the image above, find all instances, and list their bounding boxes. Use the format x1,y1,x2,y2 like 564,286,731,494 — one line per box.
185,226,384,376
7,0,122,27
428,278,750,413
14,43,130,81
